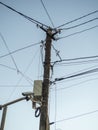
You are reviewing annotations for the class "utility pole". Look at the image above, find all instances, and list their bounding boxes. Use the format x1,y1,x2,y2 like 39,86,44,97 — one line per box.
39,28,52,130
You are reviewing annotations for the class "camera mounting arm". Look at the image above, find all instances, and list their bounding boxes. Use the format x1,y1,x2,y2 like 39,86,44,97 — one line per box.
0,96,30,110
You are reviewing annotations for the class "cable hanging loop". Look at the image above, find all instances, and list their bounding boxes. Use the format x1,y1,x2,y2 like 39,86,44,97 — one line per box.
35,107,41,117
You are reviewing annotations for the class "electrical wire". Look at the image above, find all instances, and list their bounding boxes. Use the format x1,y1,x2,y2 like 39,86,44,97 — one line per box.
0,63,16,71
50,70,98,91
54,67,98,83
0,58,35,86
0,41,42,59
51,44,62,78
37,44,44,79
0,2,49,28
52,44,62,60
0,63,34,87
18,71,34,86
0,62,34,86
57,25,98,40
3,75,97,89
56,65,98,82
7,47,40,101
52,65,97,85
0,85,31,88
55,77,98,91
40,41,45,66
61,18,98,30
52,55,98,63
52,55,98,69
55,59,98,66
54,84,57,130
0,32,19,72
56,10,98,28
40,0,55,27
50,65,98,85
51,109,98,124
0,64,34,89
38,48,42,79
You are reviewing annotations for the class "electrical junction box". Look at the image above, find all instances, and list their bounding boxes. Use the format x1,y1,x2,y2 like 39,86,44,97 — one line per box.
33,80,42,109
33,80,42,97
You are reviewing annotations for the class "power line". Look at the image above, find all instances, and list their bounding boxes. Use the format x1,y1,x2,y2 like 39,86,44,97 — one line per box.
40,0,55,27
53,55,98,62
60,65,98,79
18,71,34,86
0,41,42,59
50,64,98,85
50,109,98,124
54,59,98,66
0,44,40,90
6,47,40,101
52,54,98,67
0,64,16,71
53,58,98,67
40,41,45,66
61,18,98,30
55,59,98,66
0,32,19,72
54,84,57,130
52,44,62,60
0,62,34,86
52,64,98,83
54,77,98,91
50,68,98,90
54,67,98,83
52,72,98,86
57,25,98,40
0,2,49,28
56,10,98,28
38,45,43,79
0,64,34,89
0,85,31,88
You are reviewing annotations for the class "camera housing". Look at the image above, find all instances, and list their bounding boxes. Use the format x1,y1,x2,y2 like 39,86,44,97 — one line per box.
22,92,34,96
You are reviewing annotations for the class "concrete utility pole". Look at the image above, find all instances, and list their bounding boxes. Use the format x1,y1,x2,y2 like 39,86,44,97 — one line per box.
39,28,52,130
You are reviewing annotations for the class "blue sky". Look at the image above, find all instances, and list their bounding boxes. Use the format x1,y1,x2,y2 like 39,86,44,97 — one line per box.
0,0,98,130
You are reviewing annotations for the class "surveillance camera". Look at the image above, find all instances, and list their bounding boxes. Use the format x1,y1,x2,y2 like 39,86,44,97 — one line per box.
22,92,34,96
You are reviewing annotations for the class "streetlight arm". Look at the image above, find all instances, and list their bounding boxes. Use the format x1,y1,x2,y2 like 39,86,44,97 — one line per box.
0,96,30,110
